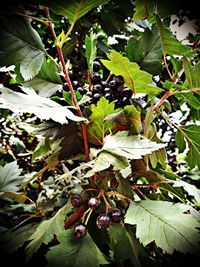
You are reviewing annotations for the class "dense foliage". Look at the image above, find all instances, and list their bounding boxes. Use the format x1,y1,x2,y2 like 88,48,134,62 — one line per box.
0,1,200,266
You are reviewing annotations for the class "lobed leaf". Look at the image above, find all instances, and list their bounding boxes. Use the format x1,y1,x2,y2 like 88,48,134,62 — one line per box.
125,200,200,254
0,86,86,124
101,50,162,95
26,201,72,261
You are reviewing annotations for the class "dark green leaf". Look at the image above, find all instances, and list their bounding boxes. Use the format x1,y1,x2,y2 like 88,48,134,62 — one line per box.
46,230,108,267
156,15,194,57
126,27,163,75
0,161,23,192
108,224,146,266
26,201,72,261
85,31,97,74
46,0,110,24
0,15,45,80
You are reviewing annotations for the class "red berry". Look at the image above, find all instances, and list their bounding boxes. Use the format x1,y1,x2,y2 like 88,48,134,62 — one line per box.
96,214,111,230
74,223,88,238
71,193,83,208
88,197,101,209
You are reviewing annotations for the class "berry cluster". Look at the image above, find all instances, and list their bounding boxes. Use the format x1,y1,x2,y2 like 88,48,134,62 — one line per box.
63,61,133,109
70,192,124,238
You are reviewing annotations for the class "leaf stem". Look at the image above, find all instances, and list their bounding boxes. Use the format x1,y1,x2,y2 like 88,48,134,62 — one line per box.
44,7,90,162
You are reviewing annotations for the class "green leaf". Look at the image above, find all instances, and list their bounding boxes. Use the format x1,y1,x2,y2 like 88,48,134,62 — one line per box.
46,230,108,267
126,27,163,75
0,15,45,81
0,223,37,254
125,200,200,254
123,105,141,135
87,97,119,145
0,161,23,192
32,137,61,162
23,58,62,97
108,224,147,266
175,125,200,169
173,180,200,204
0,86,85,124
46,0,110,24
156,15,194,57
133,0,154,21
101,50,162,95
93,151,129,173
85,31,97,74
89,131,166,174
183,58,200,89
26,201,72,261
101,132,166,160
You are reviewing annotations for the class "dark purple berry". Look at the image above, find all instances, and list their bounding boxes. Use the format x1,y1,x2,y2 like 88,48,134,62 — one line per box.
92,73,102,84
77,87,86,95
63,82,69,91
93,61,101,72
109,208,123,223
109,80,119,90
74,223,88,238
88,197,101,209
71,193,83,208
104,93,113,102
122,97,132,107
101,81,107,88
72,80,80,89
122,88,133,98
86,91,93,97
104,87,112,94
114,99,121,108
92,93,101,103
93,84,103,93
96,214,111,230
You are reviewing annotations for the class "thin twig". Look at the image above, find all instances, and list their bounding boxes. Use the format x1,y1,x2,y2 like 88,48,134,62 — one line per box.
43,6,90,162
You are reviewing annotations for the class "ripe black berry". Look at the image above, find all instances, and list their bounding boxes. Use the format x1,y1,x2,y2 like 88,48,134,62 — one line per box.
72,80,80,89
88,197,101,209
92,73,102,84
93,61,101,72
74,223,88,238
93,84,103,93
96,214,111,229
86,91,93,97
104,93,113,102
92,93,101,103
71,193,83,208
109,208,123,223
109,80,119,90
77,87,86,95
122,88,133,98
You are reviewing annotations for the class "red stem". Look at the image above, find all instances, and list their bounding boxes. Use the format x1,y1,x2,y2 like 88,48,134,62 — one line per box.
44,7,90,162
64,205,85,229
152,90,172,111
